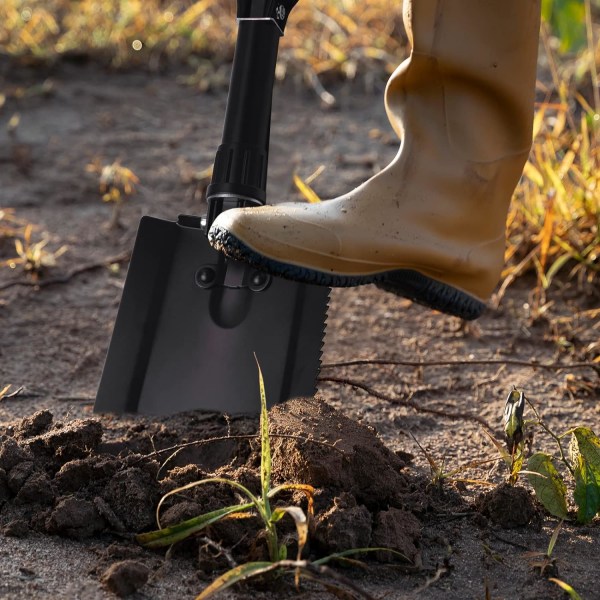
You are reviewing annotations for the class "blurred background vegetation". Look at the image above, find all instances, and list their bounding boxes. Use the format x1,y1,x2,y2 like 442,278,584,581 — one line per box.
0,0,598,301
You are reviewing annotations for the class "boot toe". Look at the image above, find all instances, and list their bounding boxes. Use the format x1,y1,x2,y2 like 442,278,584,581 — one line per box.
208,204,343,259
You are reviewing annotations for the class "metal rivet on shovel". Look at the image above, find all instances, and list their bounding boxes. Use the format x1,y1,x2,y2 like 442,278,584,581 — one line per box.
94,0,329,416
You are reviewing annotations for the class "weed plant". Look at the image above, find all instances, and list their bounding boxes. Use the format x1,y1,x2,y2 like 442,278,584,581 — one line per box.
138,360,407,598
491,387,600,524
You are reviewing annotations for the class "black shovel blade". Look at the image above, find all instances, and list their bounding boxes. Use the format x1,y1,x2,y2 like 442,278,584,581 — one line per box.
95,215,329,415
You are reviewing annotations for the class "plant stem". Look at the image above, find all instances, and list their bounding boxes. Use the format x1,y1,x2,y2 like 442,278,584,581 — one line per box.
526,398,575,478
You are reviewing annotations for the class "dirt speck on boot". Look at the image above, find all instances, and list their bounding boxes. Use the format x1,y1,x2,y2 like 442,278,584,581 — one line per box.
476,484,537,528
101,560,150,597
313,492,372,553
371,507,421,563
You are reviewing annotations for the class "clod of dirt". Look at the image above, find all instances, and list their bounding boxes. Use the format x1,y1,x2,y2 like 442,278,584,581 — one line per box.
313,492,372,553
16,410,53,438
0,468,9,504
2,518,29,537
7,461,35,494
269,397,407,508
26,419,103,462
370,507,421,563
476,484,537,528
102,467,160,531
54,456,118,494
15,470,55,505
46,496,106,538
160,501,203,528
101,560,150,597
0,437,31,471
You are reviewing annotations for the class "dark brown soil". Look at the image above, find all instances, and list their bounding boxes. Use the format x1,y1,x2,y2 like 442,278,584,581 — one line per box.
1,61,599,599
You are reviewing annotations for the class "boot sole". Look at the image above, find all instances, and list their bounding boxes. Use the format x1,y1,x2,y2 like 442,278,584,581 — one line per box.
209,227,486,320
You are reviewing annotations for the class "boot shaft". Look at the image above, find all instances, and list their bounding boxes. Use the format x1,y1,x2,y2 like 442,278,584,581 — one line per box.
389,0,541,162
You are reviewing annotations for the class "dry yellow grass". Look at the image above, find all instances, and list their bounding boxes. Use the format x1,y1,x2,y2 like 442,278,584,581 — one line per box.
0,0,598,295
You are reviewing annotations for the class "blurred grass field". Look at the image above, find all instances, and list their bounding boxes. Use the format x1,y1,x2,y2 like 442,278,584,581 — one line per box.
0,0,598,301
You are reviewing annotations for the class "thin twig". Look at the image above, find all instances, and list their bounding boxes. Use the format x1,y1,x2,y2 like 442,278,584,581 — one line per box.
318,376,491,429
525,397,575,478
198,535,238,569
141,432,347,465
321,358,597,372
411,563,450,596
487,530,530,551
0,252,130,291
299,562,377,600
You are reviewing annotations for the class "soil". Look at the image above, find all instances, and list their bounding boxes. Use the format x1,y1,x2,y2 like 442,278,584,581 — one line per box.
1,60,599,599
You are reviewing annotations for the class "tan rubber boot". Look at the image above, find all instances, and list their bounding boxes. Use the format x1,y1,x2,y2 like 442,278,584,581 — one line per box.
209,0,541,320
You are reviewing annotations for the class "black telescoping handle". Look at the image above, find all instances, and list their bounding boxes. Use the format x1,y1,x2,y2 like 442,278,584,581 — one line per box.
206,0,299,228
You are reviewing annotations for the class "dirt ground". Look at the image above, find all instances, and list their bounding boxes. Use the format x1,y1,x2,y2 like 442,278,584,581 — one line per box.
1,60,599,599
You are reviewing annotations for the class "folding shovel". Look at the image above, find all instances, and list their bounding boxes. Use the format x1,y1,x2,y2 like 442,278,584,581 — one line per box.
95,0,329,415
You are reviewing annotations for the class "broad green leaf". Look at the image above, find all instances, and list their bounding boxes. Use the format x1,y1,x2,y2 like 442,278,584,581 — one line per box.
137,502,254,548
526,453,569,519
195,561,277,600
541,0,587,53
571,429,600,523
572,452,600,523
572,428,600,474
548,578,584,600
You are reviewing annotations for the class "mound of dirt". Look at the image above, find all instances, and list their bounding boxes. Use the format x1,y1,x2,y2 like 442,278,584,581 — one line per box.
0,398,424,579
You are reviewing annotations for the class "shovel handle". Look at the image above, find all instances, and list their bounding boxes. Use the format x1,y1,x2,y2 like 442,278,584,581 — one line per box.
206,0,299,228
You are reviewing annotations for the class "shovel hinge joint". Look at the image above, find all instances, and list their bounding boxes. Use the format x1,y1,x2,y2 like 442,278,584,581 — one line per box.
236,0,299,34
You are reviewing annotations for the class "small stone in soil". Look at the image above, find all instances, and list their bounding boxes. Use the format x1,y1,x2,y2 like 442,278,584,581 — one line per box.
101,560,150,597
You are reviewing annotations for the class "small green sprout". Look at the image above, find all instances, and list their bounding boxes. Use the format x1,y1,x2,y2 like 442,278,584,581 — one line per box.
138,358,410,598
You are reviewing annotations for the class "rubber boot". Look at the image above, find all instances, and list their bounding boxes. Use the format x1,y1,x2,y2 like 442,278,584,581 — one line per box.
209,0,541,320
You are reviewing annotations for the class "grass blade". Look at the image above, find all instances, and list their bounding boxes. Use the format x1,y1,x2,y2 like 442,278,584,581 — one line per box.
137,502,254,548
269,483,315,518
271,506,309,585
155,477,264,528
293,173,321,203
548,578,584,600
195,561,278,600
254,354,271,516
